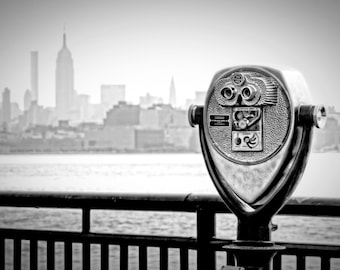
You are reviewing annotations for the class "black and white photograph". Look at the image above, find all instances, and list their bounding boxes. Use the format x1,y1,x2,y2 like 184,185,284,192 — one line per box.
0,0,339,269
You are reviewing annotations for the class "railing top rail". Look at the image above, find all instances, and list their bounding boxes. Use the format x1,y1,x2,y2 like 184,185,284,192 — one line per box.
0,191,339,217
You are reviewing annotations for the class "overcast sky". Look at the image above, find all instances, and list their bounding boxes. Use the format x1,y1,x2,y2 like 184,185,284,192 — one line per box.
1,0,340,109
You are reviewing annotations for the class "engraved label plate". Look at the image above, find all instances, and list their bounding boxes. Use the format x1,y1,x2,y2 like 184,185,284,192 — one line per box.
210,114,230,127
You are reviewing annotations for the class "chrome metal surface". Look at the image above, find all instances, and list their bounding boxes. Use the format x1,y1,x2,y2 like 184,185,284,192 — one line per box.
190,65,326,245
313,105,327,128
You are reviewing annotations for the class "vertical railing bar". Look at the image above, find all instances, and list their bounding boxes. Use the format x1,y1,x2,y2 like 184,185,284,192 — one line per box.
47,240,55,270
160,246,168,270
65,241,73,270
321,256,330,270
272,253,282,270
83,241,90,270
180,248,188,270
197,206,216,270
139,245,147,270
14,238,21,270
0,237,4,270
297,255,306,270
101,243,109,270
30,239,38,270
83,207,91,270
120,244,128,270
82,208,90,234
226,251,234,266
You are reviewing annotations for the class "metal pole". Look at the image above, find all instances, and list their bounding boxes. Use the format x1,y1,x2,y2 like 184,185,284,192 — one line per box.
197,206,216,270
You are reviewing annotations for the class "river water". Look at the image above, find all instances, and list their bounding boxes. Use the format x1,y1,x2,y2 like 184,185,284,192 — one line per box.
0,153,339,269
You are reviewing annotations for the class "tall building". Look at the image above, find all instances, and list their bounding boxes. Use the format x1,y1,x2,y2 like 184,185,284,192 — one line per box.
78,94,90,122
101,84,126,111
2,88,11,130
11,103,21,120
31,51,38,103
184,91,206,109
24,89,32,111
169,76,177,108
55,32,75,121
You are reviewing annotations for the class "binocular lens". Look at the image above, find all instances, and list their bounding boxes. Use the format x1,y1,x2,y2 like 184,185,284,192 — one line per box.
222,87,235,100
241,86,256,101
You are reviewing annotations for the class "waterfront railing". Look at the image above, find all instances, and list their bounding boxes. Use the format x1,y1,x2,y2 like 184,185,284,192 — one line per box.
0,192,339,270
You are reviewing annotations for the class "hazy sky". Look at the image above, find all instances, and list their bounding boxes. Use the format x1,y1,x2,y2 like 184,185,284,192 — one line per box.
1,0,340,109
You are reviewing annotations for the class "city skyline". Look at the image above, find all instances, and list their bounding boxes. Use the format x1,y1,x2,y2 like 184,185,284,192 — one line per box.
1,0,340,110
1,32,185,111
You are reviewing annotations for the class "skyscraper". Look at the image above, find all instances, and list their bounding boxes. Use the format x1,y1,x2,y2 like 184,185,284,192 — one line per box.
55,32,75,121
24,89,32,111
2,88,11,130
31,51,38,103
169,76,177,108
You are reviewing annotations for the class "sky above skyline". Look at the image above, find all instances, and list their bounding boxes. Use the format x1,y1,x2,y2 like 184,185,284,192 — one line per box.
1,0,340,109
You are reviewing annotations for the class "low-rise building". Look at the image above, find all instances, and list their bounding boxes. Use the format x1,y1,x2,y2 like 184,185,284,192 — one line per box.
165,126,195,150
104,102,140,127
84,126,135,151
135,128,165,149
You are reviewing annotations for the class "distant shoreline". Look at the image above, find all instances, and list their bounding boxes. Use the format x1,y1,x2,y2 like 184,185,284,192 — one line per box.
0,149,201,155
0,149,338,155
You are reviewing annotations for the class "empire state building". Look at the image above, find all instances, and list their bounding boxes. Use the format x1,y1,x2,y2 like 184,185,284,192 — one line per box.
56,32,75,121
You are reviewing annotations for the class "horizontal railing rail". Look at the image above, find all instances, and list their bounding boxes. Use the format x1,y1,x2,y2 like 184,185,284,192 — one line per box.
1,191,340,215
0,191,339,270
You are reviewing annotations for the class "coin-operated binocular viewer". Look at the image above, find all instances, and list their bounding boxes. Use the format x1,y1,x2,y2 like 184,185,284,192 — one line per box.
189,66,326,270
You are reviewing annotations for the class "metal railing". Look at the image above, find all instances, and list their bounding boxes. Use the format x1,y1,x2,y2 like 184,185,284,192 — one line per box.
0,191,339,270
